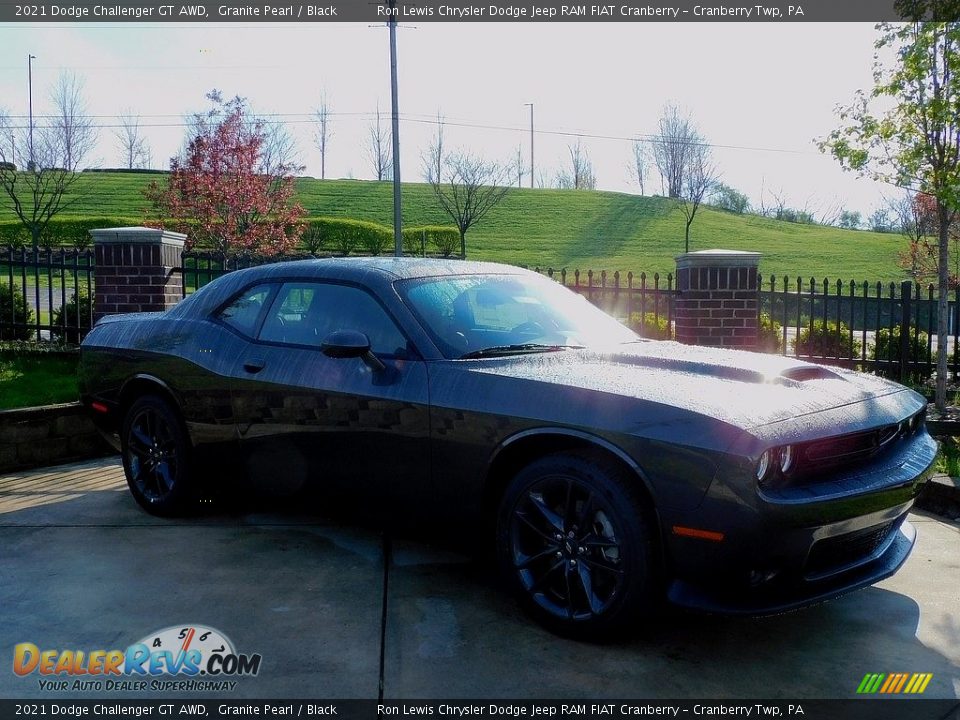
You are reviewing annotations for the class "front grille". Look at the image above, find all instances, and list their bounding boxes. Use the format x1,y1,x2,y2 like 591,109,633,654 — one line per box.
800,424,901,471
805,520,897,580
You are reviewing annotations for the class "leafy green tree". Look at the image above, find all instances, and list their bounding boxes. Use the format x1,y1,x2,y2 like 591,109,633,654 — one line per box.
821,14,960,409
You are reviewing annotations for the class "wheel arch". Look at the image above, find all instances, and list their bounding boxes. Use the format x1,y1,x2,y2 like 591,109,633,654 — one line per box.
482,428,661,531
119,375,184,422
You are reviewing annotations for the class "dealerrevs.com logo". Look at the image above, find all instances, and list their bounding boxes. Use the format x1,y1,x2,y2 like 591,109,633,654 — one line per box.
13,625,261,692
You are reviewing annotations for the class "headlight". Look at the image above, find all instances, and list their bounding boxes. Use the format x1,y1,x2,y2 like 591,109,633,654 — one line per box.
779,445,794,474
756,449,772,482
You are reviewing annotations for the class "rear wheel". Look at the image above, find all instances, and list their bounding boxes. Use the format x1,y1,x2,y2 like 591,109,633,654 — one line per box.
121,394,194,516
496,451,659,639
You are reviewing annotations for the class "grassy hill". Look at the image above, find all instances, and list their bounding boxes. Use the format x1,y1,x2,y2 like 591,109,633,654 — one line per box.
0,173,911,282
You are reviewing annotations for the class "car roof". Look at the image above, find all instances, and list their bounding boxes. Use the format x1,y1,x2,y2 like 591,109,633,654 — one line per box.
172,256,534,318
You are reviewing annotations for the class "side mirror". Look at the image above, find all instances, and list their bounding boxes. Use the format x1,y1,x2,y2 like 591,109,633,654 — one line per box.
321,330,385,372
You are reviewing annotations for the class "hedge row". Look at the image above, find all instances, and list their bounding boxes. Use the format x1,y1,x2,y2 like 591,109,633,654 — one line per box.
0,215,462,257
301,217,460,257
0,217,141,248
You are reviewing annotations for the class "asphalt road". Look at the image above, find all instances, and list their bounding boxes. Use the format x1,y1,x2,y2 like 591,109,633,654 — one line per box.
0,457,957,701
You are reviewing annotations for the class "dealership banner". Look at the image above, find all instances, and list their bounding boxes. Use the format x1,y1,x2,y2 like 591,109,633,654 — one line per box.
0,0,953,23
1,700,958,720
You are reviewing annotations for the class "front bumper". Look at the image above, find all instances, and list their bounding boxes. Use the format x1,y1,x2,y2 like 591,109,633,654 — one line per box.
666,515,916,615
660,429,937,615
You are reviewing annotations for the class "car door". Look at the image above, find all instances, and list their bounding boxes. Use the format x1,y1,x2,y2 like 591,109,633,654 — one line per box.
227,280,431,504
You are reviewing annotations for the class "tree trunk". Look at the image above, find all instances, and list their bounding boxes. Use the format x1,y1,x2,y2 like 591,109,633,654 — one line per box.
936,200,950,411
459,229,466,259
684,222,691,254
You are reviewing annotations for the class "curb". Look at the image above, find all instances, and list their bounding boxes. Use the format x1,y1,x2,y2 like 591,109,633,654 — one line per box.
916,473,960,521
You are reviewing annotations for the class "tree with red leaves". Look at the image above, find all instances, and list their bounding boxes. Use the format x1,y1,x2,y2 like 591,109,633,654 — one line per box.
145,93,305,256
897,192,960,289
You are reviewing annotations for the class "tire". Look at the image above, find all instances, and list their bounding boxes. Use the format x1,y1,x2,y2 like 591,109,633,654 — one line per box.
496,451,659,639
121,394,195,516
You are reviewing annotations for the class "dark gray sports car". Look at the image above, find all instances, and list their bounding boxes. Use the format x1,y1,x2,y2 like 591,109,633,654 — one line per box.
79,257,937,637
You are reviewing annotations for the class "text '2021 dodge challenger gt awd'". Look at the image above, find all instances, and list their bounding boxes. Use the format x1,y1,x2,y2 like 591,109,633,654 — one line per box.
79,258,937,637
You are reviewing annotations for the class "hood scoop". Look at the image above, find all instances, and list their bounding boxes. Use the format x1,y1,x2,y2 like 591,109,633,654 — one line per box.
607,351,846,385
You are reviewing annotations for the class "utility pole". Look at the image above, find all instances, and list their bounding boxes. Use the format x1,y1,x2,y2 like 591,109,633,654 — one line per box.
524,102,534,189
388,0,402,256
28,54,36,171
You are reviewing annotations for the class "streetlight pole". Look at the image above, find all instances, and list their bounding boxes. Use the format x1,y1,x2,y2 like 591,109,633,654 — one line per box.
28,54,36,171
524,102,534,189
387,0,402,256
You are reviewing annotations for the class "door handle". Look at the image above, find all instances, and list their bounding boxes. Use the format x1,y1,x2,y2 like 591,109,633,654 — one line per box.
243,358,266,374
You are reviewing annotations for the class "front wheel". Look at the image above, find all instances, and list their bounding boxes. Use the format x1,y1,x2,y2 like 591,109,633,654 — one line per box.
121,394,194,516
496,451,659,639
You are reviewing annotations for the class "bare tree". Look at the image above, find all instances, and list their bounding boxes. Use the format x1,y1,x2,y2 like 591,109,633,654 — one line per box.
429,152,513,258
422,111,446,183
555,139,596,190
366,103,392,182
515,145,527,188
114,109,151,169
313,92,333,180
0,116,84,246
630,139,648,195
49,72,97,171
652,105,703,199
678,145,717,253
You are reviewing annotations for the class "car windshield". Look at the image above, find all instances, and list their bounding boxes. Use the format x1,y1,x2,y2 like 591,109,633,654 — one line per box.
397,273,640,359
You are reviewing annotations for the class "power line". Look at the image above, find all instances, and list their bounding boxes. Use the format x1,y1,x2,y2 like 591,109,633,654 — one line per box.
0,113,814,155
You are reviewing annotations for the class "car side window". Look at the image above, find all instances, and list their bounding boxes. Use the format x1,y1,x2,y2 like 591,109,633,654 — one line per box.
258,282,412,358
217,284,274,337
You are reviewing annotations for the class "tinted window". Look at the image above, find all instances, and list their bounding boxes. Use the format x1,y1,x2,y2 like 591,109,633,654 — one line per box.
217,284,274,337
259,282,411,357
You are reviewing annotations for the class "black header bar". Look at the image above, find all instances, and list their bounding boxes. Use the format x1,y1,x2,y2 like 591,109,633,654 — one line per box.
0,0,943,23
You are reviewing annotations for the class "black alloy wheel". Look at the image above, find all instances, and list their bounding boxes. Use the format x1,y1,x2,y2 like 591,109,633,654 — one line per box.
121,395,193,516
497,451,658,638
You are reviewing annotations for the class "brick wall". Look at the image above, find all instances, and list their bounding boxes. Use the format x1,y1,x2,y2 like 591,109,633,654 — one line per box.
0,403,113,473
675,250,760,349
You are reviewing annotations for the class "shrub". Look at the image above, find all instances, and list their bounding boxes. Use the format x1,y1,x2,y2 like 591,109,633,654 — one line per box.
51,290,93,345
0,161,15,171
871,326,934,382
0,282,35,341
402,226,459,257
628,311,672,340
301,224,326,255
301,217,392,256
757,313,783,353
0,216,140,247
793,320,861,359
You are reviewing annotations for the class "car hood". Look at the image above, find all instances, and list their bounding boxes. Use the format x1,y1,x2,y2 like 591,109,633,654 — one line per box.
465,340,915,430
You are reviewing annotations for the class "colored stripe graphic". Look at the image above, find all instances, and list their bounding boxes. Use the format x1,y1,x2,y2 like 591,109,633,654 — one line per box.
856,673,932,694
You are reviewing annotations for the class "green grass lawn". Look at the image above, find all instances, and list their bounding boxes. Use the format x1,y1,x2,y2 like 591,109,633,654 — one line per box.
0,351,79,409
0,173,913,283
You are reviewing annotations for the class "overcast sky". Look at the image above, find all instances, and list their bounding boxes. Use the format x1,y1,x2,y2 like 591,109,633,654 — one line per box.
0,22,899,216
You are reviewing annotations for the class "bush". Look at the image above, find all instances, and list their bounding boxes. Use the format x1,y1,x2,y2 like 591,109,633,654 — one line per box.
51,290,93,345
793,320,861,359
871,326,934,382
402,226,460,257
757,313,783,353
628,312,672,340
0,161,15,171
0,216,140,248
0,282,35,341
301,217,392,256
710,183,750,214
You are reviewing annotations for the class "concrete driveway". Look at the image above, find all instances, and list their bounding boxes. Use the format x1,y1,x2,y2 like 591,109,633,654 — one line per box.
1,457,958,701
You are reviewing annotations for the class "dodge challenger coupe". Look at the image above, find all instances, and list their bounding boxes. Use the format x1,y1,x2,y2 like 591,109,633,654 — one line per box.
79,258,937,636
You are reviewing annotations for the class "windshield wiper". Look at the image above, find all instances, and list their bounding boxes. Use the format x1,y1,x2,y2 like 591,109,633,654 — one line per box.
459,343,584,359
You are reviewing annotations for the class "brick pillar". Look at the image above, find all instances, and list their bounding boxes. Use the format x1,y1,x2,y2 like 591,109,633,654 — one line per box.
90,227,185,321
675,249,760,349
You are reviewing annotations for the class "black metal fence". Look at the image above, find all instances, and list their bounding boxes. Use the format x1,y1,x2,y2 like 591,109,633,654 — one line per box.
760,276,956,381
2,244,957,384
0,246,94,344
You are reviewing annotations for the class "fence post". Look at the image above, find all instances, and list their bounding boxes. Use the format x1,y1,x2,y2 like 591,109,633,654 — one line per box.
675,249,761,349
900,280,912,382
90,227,186,321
